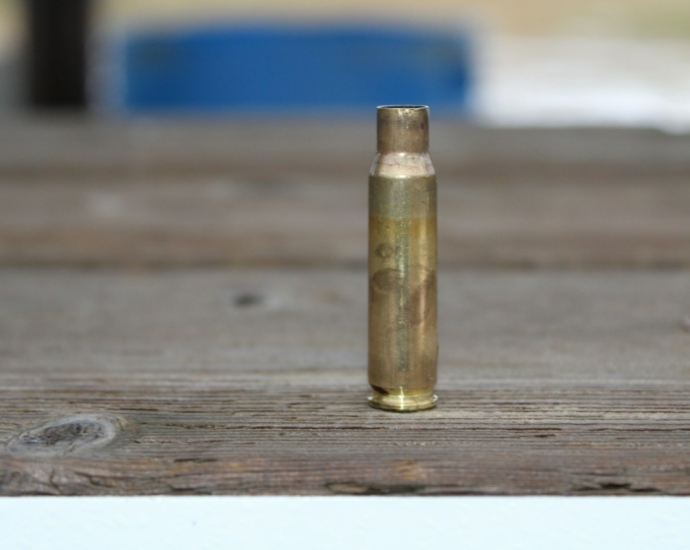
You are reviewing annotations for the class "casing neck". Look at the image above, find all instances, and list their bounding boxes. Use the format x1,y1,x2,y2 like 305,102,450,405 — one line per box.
376,105,429,154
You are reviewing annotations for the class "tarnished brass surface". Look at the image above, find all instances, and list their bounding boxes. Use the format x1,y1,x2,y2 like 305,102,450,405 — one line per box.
368,106,438,412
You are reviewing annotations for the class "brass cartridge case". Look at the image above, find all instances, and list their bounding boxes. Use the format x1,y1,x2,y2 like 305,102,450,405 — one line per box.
368,105,438,412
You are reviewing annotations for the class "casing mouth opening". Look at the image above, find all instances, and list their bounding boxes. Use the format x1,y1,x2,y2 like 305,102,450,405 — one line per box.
378,105,428,111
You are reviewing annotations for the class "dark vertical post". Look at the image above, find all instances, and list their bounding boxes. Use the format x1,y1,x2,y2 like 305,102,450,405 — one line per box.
26,0,92,109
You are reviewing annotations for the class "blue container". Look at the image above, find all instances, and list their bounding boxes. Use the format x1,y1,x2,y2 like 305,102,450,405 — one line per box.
117,24,473,114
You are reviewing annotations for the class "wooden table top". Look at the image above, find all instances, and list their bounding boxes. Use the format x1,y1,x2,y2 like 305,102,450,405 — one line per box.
1,119,689,495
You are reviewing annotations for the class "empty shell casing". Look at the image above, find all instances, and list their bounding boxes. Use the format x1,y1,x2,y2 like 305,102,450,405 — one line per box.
368,105,438,412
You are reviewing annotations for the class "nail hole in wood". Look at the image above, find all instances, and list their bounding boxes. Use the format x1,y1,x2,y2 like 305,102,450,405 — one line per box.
233,292,264,308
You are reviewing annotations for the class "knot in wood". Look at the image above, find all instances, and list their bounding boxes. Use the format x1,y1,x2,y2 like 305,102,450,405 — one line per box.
7,415,122,457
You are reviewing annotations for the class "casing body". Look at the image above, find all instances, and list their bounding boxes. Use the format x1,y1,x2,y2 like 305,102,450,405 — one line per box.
368,106,438,411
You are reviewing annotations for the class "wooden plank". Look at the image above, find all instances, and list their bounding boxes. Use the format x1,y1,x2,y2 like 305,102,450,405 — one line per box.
1,175,690,268
3,121,690,268
1,268,690,495
2,120,690,178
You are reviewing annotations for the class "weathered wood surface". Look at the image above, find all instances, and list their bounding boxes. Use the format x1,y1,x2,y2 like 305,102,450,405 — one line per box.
3,119,690,178
1,120,690,495
3,172,690,268
1,268,690,495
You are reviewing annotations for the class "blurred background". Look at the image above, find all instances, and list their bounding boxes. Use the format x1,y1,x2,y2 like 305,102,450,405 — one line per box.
1,0,690,126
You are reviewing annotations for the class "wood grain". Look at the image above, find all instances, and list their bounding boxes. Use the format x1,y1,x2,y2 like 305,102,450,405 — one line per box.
1,268,690,495
2,120,690,495
2,175,690,268
3,120,690,178
3,121,690,268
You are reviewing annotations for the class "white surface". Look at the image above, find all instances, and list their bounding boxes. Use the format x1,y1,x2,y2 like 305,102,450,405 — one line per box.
479,37,690,132
0,496,688,549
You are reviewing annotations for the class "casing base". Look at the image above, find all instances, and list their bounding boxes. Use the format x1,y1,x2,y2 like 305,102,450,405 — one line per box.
368,387,437,412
